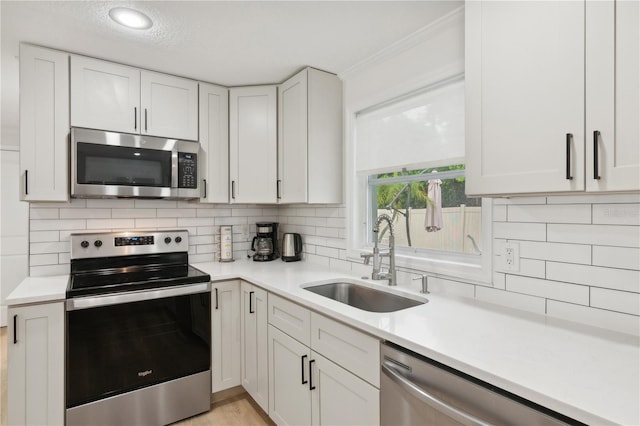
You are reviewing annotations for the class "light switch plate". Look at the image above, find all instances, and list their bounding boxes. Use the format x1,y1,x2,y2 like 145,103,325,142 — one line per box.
503,242,520,272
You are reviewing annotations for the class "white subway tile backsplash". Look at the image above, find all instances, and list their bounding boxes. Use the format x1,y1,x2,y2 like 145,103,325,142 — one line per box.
505,275,589,305
546,300,640,336
493,222,546,241
475,287,546,314
60,208,111,219
214,217,248,226
197,208,232,217
493,272,506,290
135,218,178,229
86,199,135,208
31,219,86,231
518,241,591,264
316,246,341,259
547,224,640,247
592,246,640,270
86,219,135,229
546,262,640,293
507,204,591,224
135,199,177,208
493,205,507,222
592,204,640,226
502,258,546,279
30,241,69,254
112,209,156,219
29,231,59,243
29,264,69,277
177,217,216,227
30,208,59,219
30,253,59,266
590,288,640,316
426,277,475,298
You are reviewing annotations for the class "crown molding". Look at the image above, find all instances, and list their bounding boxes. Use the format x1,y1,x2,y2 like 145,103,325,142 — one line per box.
338,6,464,80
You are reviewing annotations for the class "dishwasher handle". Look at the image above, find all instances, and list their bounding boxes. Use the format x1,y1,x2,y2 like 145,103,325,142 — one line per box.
382,361,493,426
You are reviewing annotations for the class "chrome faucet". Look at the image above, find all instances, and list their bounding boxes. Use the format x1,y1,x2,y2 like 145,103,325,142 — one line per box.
361,214,397,286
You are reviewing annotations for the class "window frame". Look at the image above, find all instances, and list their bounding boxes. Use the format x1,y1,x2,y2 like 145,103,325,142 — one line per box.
345,81,493,285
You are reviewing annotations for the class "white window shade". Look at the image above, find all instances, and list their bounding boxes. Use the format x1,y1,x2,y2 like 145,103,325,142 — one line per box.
355,79,465,174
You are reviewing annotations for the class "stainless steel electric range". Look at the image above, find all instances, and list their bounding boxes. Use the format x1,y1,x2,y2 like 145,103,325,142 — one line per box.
65,230,211,426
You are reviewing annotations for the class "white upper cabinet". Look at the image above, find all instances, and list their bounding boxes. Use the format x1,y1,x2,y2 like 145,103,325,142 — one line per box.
278,68,343,204
20,44,69,202
141,70,198,140
229,85,277,204
71,56,140,134
199,83,229,203
465,1,585,196
466,0,639,196
585,0,639,191
71,56,198,140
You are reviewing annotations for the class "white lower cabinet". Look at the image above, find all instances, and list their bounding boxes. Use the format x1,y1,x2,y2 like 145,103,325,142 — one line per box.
211,280,241,392
267,294,380,426
240,281,269,412
7,302,64,426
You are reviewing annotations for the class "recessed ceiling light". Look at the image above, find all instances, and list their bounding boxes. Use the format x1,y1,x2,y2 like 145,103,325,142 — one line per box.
109,7,153,30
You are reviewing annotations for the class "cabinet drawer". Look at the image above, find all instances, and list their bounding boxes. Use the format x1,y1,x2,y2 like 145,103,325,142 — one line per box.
268,294,311,346
310,313,379,387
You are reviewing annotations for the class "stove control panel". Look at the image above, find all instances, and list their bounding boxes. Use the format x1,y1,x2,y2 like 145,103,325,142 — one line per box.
70,230,189,259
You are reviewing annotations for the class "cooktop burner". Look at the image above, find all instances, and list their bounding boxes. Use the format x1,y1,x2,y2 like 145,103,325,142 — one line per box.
67,230,210,298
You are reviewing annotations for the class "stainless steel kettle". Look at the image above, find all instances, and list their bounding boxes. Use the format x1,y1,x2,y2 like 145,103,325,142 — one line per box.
281,233,302,262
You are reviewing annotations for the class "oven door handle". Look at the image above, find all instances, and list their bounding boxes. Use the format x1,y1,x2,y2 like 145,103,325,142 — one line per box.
66,282,211,311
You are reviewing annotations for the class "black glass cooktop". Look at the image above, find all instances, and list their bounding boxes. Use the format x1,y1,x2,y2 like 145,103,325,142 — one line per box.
67,252,210,298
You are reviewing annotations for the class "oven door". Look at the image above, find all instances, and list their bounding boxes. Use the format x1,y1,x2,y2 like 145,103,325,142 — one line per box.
71,127,177,198
65,283,211,409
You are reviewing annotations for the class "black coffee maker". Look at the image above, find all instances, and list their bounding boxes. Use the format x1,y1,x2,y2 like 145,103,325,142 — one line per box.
251,222,278,261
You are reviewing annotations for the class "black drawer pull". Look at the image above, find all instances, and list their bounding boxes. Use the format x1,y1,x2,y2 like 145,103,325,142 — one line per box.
309,359,316,390
566,133,573,180
215,287,219,310
13,314,17,344
594,130,601,180
249,291,254,313
301,354,308,384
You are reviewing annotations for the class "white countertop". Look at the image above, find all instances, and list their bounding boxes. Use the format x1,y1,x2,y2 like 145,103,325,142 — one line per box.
7,259,640,425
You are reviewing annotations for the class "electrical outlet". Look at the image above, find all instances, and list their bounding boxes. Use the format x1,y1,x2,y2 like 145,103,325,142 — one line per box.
503,242,520,272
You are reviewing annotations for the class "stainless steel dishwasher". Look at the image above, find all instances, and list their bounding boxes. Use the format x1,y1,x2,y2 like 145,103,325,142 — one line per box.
381,342,583,426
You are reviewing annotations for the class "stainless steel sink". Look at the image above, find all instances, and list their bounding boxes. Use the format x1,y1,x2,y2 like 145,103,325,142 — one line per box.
304,281,426,313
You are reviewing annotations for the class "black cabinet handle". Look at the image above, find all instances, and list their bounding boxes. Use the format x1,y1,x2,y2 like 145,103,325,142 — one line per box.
134,107,137,130
13,314,17,344
215,288,219,310
24,170,29,196
566,133,573,180
231,181,236,200
202,179,207,199
309,359,316,390
301,354,308,384
144,108,148,132
594,130,601,180
249,291,254,314
277,180,282,199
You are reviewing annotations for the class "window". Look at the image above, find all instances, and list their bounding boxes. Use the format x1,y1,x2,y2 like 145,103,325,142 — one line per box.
368,165,482,255
348,77,492,283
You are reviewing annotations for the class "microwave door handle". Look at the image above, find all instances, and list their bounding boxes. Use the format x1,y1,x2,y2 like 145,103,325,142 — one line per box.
381,362,493,426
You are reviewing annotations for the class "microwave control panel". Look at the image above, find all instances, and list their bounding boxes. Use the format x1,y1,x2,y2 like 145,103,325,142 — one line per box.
178,152,197,189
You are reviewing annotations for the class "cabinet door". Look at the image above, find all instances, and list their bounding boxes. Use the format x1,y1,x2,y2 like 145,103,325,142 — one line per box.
310,351,379,426
465,1,585,195
141,71,198,140
278,69,308,203
240,282,269,412
229,86,277,203
70,55,140,134
19,44,69,201
268,325,312,426
8,303,64,426
199,83,229,203
211,280,241,392
586,0,640,191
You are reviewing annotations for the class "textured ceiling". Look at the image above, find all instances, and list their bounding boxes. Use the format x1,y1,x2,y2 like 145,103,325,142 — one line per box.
0,1,462,144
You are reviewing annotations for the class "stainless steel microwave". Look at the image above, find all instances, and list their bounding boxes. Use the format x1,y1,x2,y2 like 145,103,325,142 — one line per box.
71,127,199,199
